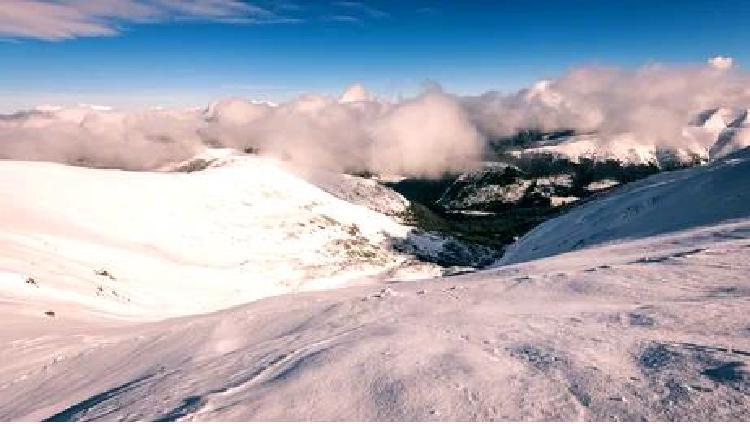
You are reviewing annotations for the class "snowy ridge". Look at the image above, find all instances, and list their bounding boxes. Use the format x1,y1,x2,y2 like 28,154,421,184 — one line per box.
513,132,708,166
509,108,750,166
0,153,447,319
302,168,410,217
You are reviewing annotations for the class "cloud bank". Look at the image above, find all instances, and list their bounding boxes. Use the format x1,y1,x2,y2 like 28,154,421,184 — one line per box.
463,57,750,155
708,56,734,70
0,0,295,40
2,57,749,175
0,90,484,177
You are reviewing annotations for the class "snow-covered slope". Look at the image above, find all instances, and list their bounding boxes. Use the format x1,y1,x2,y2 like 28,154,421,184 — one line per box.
0,153,451,319
2,200,749,420
501,148,750,265
302,168,410,217
1,149,749,421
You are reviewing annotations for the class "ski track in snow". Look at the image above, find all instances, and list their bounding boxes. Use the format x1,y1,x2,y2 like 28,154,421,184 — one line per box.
1,150,750,420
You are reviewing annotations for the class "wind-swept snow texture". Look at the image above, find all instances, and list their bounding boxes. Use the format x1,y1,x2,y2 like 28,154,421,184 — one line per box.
1,150,749,421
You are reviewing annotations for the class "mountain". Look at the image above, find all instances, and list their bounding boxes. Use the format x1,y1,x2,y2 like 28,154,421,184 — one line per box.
388,153,664,248
411,109,748,231
0,151,497,319
1,150,749,420
501,147,750,265
486,107,750,167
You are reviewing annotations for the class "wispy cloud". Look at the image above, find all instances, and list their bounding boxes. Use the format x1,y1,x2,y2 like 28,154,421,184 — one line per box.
332,1,389,19
325,15,363,25
0,0,298,41
416,7,441,17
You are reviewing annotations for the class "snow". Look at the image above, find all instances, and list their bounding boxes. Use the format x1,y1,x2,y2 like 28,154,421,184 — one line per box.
438,167,532,210
710,127,750,161
2,203,749,420
535,173,573,188
302,168,410,217
517,133,660,164
549,195,579,207
586,178,620,191
1,149,749,420
514,109,750,165
439,167,576,211
0,153,443,319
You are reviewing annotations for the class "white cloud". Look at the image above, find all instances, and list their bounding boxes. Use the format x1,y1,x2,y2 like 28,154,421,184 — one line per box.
0,0,294,40
708,56,734,70
325,15,362,24
339,83,371,103
3,58,750,175
0,88,484,177
332,1,389,19
463,58,750,153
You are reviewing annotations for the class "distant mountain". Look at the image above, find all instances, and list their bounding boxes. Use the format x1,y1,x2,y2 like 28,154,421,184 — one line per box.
490,107,750,166
425,108,750,219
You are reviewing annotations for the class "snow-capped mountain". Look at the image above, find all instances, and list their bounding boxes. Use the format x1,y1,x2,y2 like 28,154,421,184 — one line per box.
702,109,750,159
491,107,749,167
428,108,749,217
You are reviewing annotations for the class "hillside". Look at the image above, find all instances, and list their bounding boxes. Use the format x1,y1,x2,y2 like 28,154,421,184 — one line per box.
501,148,750,265
0,150,748,420
0,152,497,319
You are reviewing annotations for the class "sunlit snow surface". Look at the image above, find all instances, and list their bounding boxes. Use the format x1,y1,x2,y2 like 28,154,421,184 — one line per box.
1,150,749,420
0,154,443,319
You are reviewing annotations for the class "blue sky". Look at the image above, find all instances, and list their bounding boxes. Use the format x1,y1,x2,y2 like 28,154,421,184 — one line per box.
1,0,749,111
